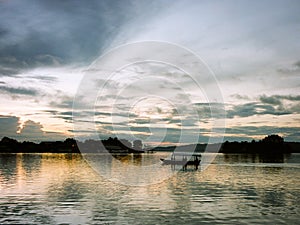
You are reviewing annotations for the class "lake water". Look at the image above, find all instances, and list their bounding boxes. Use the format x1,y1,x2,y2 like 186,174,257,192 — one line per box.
0,153,299,224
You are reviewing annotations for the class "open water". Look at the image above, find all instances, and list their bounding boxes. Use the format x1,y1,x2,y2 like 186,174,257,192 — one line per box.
0,153,299,224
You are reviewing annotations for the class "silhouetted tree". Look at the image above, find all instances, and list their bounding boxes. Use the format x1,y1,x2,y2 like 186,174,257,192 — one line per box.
1,136,18,144
0,137,20,152
261,134,284,143
260,134,285,154
64,138,79,153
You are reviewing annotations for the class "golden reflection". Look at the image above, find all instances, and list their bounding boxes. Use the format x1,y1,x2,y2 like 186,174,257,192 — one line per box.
194,154,300,191
16,153,26,190
0,153,299,224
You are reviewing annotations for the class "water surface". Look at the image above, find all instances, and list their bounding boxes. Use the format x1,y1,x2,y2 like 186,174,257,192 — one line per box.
0,153,299,224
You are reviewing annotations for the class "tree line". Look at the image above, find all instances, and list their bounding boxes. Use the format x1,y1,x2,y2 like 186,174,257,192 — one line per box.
0,136,144,153
0,134,299,153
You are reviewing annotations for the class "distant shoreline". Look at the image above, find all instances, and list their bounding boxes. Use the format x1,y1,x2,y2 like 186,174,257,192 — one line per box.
0,135,299,154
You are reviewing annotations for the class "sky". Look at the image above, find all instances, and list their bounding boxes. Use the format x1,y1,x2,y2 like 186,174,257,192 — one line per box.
0,0,300,145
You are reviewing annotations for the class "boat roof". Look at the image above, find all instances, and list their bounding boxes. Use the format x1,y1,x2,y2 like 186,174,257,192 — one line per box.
171,152,201,156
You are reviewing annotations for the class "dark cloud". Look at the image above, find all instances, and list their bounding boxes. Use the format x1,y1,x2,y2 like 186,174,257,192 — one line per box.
230,94,251,100
277,60,300,74
20,120,44,137
259,95,282,105
0,0,166,76
227,102,289,118
45,108,135,124
19,120,65,142
0,56,30,76
264,94,300,102
285,131,300,142
0,54,62,75
26,75,57,83
280,95,300,101
0,66,22,77
44,110,73,122
49,96,74,109
261,94,300,113
0,115,20,138
95,112,112,117
130,118,151,124
60,111,73,116
259,95,300,109
224,126,300,142
194,102,225,119
228,94,300,118
290,104,300,113
0,86,38,96
0,115,64,141
129,126,152,134
294,61,300,68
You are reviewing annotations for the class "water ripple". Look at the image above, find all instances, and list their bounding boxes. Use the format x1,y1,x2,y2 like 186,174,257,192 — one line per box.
0,153,299,224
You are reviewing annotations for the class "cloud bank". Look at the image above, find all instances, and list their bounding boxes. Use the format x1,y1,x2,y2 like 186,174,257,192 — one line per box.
0,0,300,143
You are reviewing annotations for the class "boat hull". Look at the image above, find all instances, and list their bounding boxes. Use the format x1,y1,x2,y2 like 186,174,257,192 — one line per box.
160,158,200,166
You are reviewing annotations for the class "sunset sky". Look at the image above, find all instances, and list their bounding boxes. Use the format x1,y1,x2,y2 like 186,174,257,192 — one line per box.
0,0,300,145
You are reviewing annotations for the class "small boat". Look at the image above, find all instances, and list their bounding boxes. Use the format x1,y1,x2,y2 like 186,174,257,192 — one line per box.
160,152,201,169
160,158,200,165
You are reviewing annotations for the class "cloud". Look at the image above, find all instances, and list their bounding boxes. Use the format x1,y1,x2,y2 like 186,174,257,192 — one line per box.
285,131,300,141
25,75,57,83
295,61,300,68
259,95,282,106
0,67,22,77
227,102,288,118
260,94,300,106
279,95,300,101
0,115,20,138
224,126,300,142
194,102,225,119
44,110,73,122
49,95,74,109
0,0,166,77
19,120,65,142
227,94,300,118
0,55,62,77
1,1,300,144
230,94,251,100
0,115,65,142
277,60,300,75
0,86,39,96
20,120,44,137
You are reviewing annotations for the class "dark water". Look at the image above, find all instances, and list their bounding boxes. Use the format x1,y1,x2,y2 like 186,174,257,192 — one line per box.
0,153,299,224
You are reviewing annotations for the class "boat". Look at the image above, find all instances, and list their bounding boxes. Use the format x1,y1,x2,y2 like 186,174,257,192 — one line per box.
160,152,201,169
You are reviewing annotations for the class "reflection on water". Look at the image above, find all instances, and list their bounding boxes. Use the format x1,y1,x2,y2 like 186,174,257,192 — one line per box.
0,153,299,224
222,153,291,164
